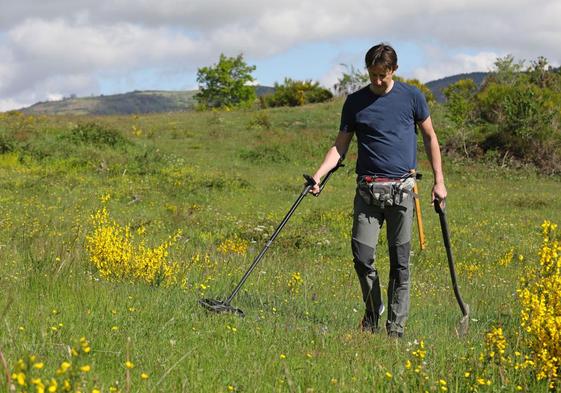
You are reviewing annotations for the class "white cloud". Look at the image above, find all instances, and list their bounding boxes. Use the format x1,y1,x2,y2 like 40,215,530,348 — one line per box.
0,99,28,112
1,0,560,111
319,63,348,91
412,49,501,82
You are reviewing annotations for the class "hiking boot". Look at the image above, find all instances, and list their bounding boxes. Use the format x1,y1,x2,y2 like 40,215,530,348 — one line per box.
388,331,403,339
360,312,380,333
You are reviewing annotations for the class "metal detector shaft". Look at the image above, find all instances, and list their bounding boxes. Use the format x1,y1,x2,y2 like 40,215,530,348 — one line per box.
434,199,469,318
223,161,344,305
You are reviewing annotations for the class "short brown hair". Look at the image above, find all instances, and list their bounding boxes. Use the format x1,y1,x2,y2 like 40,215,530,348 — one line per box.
365,43,398,70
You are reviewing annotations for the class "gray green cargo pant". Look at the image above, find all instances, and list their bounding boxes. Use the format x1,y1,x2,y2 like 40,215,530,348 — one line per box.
351,179,415,334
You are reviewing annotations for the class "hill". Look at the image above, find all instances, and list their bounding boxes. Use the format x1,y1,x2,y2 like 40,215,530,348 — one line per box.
22,90,198,116
16,74,490,115
21,86,276,116
426,72,488,103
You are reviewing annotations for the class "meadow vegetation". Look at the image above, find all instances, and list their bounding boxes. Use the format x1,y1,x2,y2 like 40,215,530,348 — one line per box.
1,68,561,392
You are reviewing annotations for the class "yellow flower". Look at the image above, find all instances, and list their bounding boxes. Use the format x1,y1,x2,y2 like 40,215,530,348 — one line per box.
279,354,286,360
16,372,26,386
141,372,149,380
125,361,134,369
33,362,44,369
385,371,392,379
57,361,71,374
80,365,91,372
48,378,58,392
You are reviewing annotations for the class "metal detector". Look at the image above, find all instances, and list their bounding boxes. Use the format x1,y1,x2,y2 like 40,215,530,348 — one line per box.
434,197,470,336
199,160,344,317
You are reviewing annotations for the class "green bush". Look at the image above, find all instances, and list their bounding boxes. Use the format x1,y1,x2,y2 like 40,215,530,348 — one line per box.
394,76,435,105
441,79,479,158
67,122,128,147
440,55,561,173
263,79,333,108
0,132,15,154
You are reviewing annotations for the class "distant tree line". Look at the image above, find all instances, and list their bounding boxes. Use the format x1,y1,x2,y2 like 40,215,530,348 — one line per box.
195,54,333,110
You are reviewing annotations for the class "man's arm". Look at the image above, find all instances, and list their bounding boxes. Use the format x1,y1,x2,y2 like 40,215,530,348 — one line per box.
310,131,353,194
418,116,447,203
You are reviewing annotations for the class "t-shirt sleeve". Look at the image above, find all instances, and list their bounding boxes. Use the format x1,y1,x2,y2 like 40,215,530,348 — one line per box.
339,97,355,133
413,88,430,123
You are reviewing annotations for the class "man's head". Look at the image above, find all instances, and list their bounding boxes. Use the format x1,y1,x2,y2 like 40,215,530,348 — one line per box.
365,43,398,95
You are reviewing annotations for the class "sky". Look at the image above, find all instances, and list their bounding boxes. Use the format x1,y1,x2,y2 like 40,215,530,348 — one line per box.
1,0,560,111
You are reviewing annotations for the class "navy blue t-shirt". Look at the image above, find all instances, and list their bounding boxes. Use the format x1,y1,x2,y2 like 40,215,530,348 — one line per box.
340,81,430,178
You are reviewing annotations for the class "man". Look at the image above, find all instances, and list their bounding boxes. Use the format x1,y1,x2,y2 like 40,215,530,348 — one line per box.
311,43,447,338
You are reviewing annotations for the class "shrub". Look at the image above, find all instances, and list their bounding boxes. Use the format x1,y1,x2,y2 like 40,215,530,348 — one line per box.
440,55,561,173
518,220,561,386
478,80,561,171
68,122,128,147
263,78,332,107
443,79,479,158
86,206,181,286
333,64,370,96
394,76,435,105
0,132,15,154
247,112,272,130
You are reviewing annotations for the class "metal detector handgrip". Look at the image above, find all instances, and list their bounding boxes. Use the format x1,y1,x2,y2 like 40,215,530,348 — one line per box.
303,160,345,197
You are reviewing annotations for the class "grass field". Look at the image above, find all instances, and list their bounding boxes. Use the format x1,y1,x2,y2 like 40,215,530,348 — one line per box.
1,101,561,392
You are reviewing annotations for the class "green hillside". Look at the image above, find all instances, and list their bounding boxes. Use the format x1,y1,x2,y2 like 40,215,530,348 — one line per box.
20,86,276,116
22,90,198,116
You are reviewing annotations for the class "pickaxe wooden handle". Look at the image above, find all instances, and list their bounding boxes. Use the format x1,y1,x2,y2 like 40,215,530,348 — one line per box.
413,182,426,250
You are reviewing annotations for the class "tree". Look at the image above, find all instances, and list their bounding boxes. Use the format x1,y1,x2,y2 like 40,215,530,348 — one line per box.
196,54,256,109
443,79,478,157
488,54,525,86
333,64,369,96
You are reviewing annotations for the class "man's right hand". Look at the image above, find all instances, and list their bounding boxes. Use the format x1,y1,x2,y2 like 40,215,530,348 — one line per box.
310,175,321,195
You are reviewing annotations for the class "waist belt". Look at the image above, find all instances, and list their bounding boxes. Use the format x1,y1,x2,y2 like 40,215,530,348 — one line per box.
361,176,403,183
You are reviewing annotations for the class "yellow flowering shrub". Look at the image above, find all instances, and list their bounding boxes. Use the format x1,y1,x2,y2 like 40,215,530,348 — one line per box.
518,220,561,384
86,207,181,286
217,235,249,256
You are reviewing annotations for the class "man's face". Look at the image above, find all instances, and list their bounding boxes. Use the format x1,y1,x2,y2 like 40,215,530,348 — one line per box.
367,64,395,95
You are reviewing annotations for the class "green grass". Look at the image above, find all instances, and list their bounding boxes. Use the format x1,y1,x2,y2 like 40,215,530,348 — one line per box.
1,101,561,392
